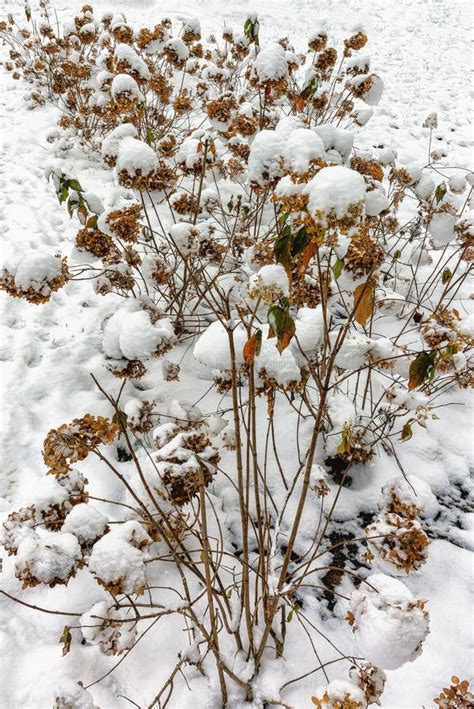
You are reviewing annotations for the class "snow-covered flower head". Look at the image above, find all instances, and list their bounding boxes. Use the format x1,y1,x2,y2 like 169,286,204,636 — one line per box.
348,574,430,670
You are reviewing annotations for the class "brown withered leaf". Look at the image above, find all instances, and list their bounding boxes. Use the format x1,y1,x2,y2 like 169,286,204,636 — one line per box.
60,625,72,656
295,96,305,112
297,243,316,274
243,329,262,365
267,390,275,418
354,281,375,325
277,318,295,353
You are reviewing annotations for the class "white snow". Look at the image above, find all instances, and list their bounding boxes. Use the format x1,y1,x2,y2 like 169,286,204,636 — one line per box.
111,73,141,100
103,305,175,361
304,166,366,221
15,533,82,586
194,320,247,370
115,137,159,177
252,43,288,83
428,212,457,244
88,525,149,594
114,43,150,79
248,130,286,186
349,574,430,670
62,504,108,545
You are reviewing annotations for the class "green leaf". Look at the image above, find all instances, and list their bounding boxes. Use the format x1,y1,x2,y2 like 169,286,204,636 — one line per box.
300,76,318,100
267,306,296,353
287,609,293,622
274,233,292,270
408,350,438,390
66,196,79,217
291,226,309,259
393,249,402,260
435,182,447,203
68,179,84,193
442,268,452,284
244,16,260,44
444,342,459,358
332,257,344,280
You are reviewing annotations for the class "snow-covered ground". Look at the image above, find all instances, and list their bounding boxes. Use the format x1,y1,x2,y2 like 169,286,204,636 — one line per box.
0,1,473,707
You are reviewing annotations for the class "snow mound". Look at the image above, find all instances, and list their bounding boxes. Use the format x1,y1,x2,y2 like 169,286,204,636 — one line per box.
114,43,150,79
312,679,367,708
379,474,439,518
111,73,141,99
80,600,137,655
283,128,325,174
194,320,247,371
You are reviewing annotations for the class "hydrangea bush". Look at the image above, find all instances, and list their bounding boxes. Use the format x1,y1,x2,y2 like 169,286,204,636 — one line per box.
1,2,473,706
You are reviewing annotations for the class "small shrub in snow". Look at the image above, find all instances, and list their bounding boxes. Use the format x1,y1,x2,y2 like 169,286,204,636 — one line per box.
157,429,220,505
348,663,386,706
379,474,439,519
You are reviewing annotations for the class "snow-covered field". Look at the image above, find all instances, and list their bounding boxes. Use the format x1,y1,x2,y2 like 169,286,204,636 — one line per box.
0,1,473,707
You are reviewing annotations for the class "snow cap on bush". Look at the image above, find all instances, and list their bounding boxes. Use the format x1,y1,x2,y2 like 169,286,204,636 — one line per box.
15,533,82,588
252,43,288,84
116,137,159,179
54,680,97,709
379,474,439,518
348,574,430,669
0,251,69,304
311,679,367,708
248,263,290,303
88,521,151,595
305,166,366,225
103,302,176,362
62,503,108,546
80,600,138,655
